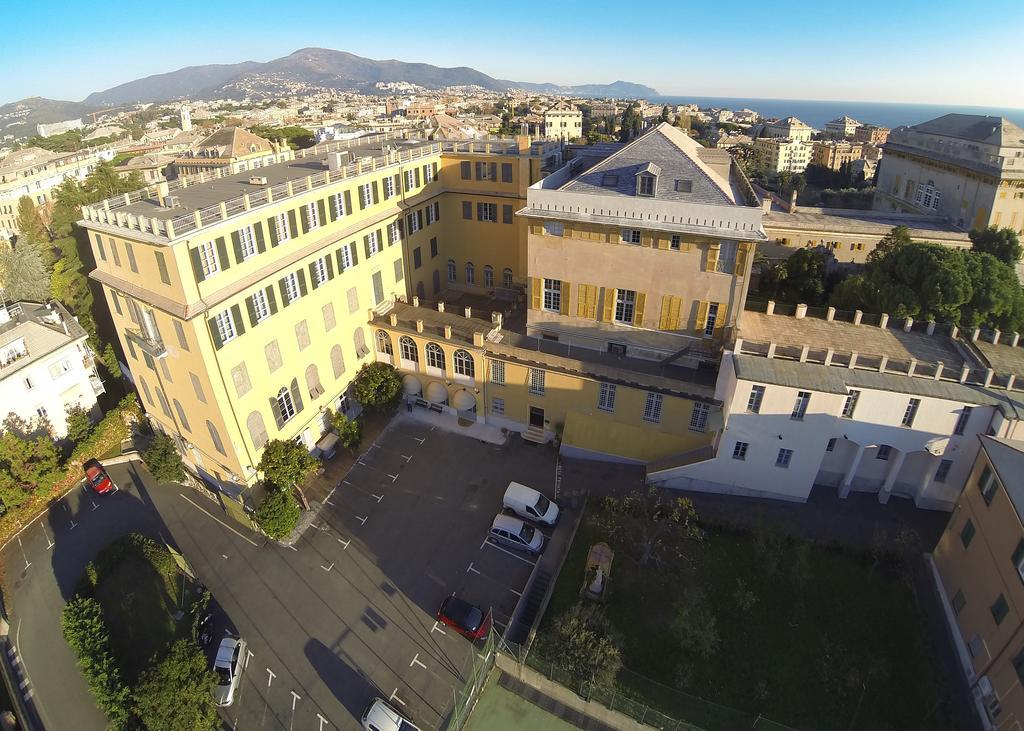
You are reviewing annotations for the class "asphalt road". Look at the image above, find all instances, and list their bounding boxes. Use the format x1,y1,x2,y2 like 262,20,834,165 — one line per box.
2,417,559,731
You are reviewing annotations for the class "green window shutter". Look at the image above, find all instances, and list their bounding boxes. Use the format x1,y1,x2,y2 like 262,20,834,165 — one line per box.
208,318,223,349
267,217,279,247
245,295,258,327
397,219,405,238
231,230,243,263
254,221,266,253
231,304,246,336
350,241,359,265
288,209,298,238
215,236,230,270
393,174,401,194
269,396,284,430
309,262,319,289
477,202,484,220
329,194,339,220
432,162,438,179
344,190,352,214
415,168,421,187
417,210,424,230
296,270,307,297
317,198,327,225
503,205,512,224
335,248,345,273
325,255,334,280
372,181,379,204
433,202,440,222
377,228,385,249
279,278,290,307
301,205,310,234
189,247,205,283
1012,539,1024,576
363,235,371,259
489,162,497,180
394,258,404,282
290,377,304,414
266,285,278,315
460,161,471,179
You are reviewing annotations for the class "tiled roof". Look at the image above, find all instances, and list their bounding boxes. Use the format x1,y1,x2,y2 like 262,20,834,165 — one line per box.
193,127,274,158
910,114,1024,147
979,435,1024,521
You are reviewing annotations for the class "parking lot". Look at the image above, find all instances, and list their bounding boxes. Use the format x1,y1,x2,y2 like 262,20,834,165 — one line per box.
3,415,559,731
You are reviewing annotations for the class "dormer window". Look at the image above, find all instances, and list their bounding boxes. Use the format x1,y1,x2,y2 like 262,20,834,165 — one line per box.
601,173,619,187
637,174,655,197
674,179,693,193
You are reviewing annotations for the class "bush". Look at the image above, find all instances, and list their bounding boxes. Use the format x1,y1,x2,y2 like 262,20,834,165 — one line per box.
539,603,622,688
329,410,362,452
134,639,219,731
65,404,95,444
352,361,402,411
143,433,185,483
257,439,318,490
61,597,132,728
255,487,301,539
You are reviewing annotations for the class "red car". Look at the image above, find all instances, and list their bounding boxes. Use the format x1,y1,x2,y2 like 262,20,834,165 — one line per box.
436,595,492,641
83,459,115,495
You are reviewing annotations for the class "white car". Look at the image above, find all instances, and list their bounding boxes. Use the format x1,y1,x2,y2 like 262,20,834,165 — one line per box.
502,481,560,526
361,698,420,731
488,514,545,555
212,636,247,707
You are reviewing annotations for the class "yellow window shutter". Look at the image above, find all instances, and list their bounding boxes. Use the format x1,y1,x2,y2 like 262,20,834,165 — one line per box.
705,243,720,273
714,302,729,333
669,296,682,330
601,287,615,321
633,292,646,326
560,281,571,315
659,295,671,330
657,236,669,250
695,300,710,332
735,244,749,277
640,233,653,248
586,285,598,319
576,284,588,317
530,224,541,235
530,277,542,310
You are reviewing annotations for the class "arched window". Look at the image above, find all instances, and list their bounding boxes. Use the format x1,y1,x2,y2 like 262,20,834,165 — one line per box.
353,327,367,357
502,268,513,289
173,399,191,432
331,344,345,378
400,336,418,362
155,387,172,418
426,342,445,370
139,378,154,406
247,411,268,450
484,265,494,288
453,349,475,378
447,259,456,282
465,262,475,285
277,387,296,423
206,420,226,456
376,329,393,355
305,363,323,399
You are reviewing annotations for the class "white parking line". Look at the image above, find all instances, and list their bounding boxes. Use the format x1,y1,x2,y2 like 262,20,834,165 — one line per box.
289,690,301,731
412,437,426,445
337,538,350,549
321,562,334,572
68,519,77,531
39,522,53,550
371,493,383,503
431,621,447,635
409,653,427,669
266,668,275,687
355,515,368,526
387,473,399,482
401,454,412,462
508,588,523,597
317,712,329,731
178,493,259,547
481,540,539,566
16,537,30,570
466,562,480,575
389,687,406,706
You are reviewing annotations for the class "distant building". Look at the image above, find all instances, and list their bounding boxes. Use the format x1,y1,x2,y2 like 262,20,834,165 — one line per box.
35,118,83,138
542,102,583,142
732,109,759,124
0,300,103,437
171,127,276,177
874,114,1024,232
811,140,865,171
850,157,878,183
179,104,192,133
116,154,175,184
712,130,753,149
404,101,443,120
854,124,890,145
763,116,814,142
588,102,619,119
824,116,862,138
753,137,812,173
421,114,485,141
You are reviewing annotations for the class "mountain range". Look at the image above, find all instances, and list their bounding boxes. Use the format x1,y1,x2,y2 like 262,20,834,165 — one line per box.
1,48,658,138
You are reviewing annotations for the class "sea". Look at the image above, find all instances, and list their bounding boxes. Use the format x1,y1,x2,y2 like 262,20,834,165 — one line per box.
649,95,1024,130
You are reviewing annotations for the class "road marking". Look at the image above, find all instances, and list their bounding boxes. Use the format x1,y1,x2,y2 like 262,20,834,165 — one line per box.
337,538,350,549
413,436,426,445
290,690,301,709
431,621,447,635
317,713,329,731
466,562,480,575
355,515,367,526
178,493,259,547
327,486,337,500
16,538,30,570
318,523,330,531
343,480,351,485
409,653,427,669
89,496,99,511
221,554,230,560
357,460,367,466
321,562,334,572
482,540,539,565
324,498,333,506
401,454,412,462
39,522,53,550
389,687,406,706
245,649,254,667
68,520,77,531
285,544,297,551
508,588,523,596
371,493,383,503
387,473,399,482
266,668,275,687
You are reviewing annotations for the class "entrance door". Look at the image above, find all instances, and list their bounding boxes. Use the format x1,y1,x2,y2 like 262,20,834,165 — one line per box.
529,406,544,429
372,271,385,305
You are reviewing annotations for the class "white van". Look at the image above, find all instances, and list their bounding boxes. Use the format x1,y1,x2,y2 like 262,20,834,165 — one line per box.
502,482,560,526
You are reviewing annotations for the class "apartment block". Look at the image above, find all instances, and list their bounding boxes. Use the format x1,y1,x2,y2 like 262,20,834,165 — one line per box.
824,115,861,138
763,116,814,142
542,102,583,142
810,140,864,171
753,137,812,173
854,124,890,145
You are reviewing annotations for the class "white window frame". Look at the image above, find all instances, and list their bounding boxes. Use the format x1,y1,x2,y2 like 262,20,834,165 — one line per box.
689,402,709,432
936,459,953,483
424,164,435,183
841,390,859,418
716,241,737,273
954,406,973,435
529,368,545,395
643,392,663,423
388,222,401,244
409,212,421,233
484,266,494,287
614,289,636,324
704,302,719,337
747,385,765,413
598,383,616,412
425,342,445,371
198,241,220,277
360,183,373,207
621,229,642,245
776,448,793,468
480,203,497,222
543,278,562,312
274,212,291,243
384,177,395,198
902,398,921,427
426,204,436,225
332,192,347,218
453,349,475,378
732,441,748,460
277,387,296,423
405,170,416,190
670,235,681,250
251,289,270,323
313,256,329,287
238,225,257,260
399,336,418,362
367,231,381,256
447,259,456,282
791,391,810,420
490,359,505,385
339,244,353,271
305,201,320,230
284,272,301,304
215,309,237,344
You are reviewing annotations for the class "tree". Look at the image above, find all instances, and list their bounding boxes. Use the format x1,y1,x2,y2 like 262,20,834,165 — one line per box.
15,196,49,248
0,426,61,508
770,248,828,305
0,239,51,302
257,439,318,490
594,484,701,567
143,433,186,483
255,487,301,540
65,404,94,444
672,594,720,658
539,603,622,688
329,410,362,453
970,226,1022,266
134,639,218,731
61,597,132,728
249,125,314,150
659,105,670,123
352,362,402,411
618,103,642,143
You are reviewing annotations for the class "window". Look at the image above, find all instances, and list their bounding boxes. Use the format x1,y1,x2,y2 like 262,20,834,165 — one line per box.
360,183,373,208
384,177,395,198
776,448,793,468
277,387,296,423
950,589,967,616
426,342,445,370
704,302,719,337
426,203,437,225
389,222,401,244
35,406,47,420
95,234,107,261
902,398,921,427
675,179,693,193
465,261,475,285
979,465,998,505
954,407,973,435
478,203,497,222
492,397,505,415
48,358,72,378
841,390,859,418
453,350,474,378
992,593,1010,625
462,201,472,220
332,192,347,217
405,170,416,190
408,211,421,234
430,238,438,258
877,445,892,461
598,383,616,412
23,376,33,390
460,161,471,180
447,259,456,282
305,201,320,230
399,336,418,362
173,400,190,432
198,241,219,277
1013,540,1024,584
484,265,494,287
543,222,564,236
670,235,681,251
936,459,953,483
826,438,837,452
425,164,435,183
364,230,380,256
503,268,513,289
312,256,329,287
214,309,236,344
543,278,562,312
331,344,345,378
124,241,138,272
732,441,749,460
960,519,976,548
621,229,642,244
614,289,636,324
601,173,619,187
638,175,655,196
689,402,709,432
529,368,545,395
791,391,810,420
274,212,291,243
490,359,505,385
338,243,353,271
716,241,737,274
747,385,765,413
238,225,257,260
155,251,170,284
250,289,270,324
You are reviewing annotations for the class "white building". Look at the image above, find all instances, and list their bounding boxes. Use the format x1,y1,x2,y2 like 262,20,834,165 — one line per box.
825,116,862,138
753,137,812,173
763,117,814,142
35,118,83,138
0,301,104,437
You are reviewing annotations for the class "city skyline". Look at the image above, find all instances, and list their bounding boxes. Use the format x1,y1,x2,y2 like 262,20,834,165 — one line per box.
3,0,1021,108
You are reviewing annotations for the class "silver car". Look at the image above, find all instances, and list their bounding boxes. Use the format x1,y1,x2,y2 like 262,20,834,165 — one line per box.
212,635,247,707
487,514,545,555
361,698,420,731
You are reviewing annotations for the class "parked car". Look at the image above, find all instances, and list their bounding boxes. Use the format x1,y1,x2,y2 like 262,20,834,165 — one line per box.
436,594,492,640
212,636,247,707
487,514,545,555
83,459,115,495
502,481,560,526
361,698,420,731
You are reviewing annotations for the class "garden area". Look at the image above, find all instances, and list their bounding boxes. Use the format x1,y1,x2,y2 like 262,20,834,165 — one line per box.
62,533,218,730
529,489,954,731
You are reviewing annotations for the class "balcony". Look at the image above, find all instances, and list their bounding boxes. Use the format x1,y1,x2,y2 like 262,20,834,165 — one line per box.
125,329,167,359
89,373,106,396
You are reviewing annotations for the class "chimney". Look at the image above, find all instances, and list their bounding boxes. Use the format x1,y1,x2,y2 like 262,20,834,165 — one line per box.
444,325,452,339
464,306,472,319
437,302,445,313
415,320,424,333
389,313,398,326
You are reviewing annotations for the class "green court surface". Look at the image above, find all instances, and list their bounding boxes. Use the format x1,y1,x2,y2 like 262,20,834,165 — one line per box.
464,672,576,731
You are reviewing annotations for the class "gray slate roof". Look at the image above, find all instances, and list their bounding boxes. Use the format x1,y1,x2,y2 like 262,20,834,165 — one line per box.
910,114,1024,147
979,435,1024,521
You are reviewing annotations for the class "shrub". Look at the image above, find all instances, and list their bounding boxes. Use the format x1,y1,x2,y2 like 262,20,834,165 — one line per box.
352,361,402,410
672,594,720,659
257,439,318,490
65,404,95,444
61,597,132,728
540,603,622,688
329,410,362,452
143,433,185,482
134,639,218,731
255,487,301,540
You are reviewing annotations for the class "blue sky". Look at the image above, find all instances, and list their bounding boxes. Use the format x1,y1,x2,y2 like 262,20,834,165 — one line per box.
1,0,1020,107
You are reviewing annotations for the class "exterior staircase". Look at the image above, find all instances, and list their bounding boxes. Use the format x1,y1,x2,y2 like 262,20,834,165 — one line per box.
507,567,552,644
520,426,550,445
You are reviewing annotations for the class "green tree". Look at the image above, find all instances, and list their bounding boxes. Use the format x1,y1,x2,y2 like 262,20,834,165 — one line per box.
672,594,720,658
961,251,1024,329
0,425,61,508
352,362,402,411
143,433,186,482
329,410,362,452
65,404,95,444
970,226,1022,266
134,639,218,731
61,596,132,728
539,603,622,688
0,239,51,302
618,103,641,143
255,486,301,539
594,485,701,567
770,248,828,305
659,105,670,123
15,196,49,249
249,125,314,150
257,439,318,490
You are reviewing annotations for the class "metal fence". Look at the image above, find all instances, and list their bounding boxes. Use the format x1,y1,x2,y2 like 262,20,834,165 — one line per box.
440,627,496,731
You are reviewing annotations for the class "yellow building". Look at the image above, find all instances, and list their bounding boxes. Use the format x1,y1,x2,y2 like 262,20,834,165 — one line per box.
934,435,1024,726
172,127,276,177
542,102,583,142
810,140,864,172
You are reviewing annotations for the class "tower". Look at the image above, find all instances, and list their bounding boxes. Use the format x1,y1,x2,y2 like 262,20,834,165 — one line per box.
179,104,192,133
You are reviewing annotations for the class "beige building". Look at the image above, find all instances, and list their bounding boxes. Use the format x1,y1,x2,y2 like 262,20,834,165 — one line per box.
854,124,890,145
934,435,1024,727
753,137,812,173
172,127,276,177
874,114,1024,233
811,140,865,171
763,116,814,142
824,116,861,138
116,154,175,184
543,102,583,142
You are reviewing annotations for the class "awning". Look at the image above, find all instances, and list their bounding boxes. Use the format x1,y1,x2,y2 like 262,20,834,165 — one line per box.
452,389,476,411
402,374,422,396
425,381,449,404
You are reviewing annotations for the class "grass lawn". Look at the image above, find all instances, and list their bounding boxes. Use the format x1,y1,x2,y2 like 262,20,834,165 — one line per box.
465,672,576,731
534,511,953,731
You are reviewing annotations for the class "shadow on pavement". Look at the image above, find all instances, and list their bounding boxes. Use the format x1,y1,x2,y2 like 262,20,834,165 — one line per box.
304,636,383,723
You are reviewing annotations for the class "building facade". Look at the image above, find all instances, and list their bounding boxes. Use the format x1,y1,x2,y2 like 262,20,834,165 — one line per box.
854,124,890,145
763,117,814,142
824,116,861,138
753,137,812,173
810,140,864,171
542,102,583,142
172,128,276,177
